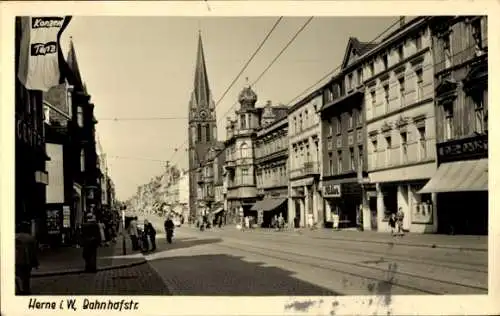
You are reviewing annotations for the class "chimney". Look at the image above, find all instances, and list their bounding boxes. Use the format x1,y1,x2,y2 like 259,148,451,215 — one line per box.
399,16,406,28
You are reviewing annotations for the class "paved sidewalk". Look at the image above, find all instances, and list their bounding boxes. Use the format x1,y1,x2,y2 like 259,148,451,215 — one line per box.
32,235,146,277
201,226,488,251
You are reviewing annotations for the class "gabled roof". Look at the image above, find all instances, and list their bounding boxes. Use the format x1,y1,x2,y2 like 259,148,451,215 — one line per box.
341,37,378,70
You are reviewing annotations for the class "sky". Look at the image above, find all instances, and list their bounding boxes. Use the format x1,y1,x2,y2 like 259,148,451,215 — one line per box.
58,16,400,201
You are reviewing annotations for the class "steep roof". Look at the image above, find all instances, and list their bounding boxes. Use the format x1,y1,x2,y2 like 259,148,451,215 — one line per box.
191,33,213,109
66,38,84,91
341,37,378,70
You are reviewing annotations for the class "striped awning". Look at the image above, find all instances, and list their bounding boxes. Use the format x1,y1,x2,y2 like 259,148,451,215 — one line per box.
251,198,287,212
418,159,488,194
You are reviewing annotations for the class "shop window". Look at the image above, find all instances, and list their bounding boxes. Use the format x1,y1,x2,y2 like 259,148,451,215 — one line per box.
444,103,454,140
337,150,343,173
400,132,408,164
349,147,355,170
418,126,427,160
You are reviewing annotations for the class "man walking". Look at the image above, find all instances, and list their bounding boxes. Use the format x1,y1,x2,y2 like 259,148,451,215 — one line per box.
128,216,139,251
15,221,38,295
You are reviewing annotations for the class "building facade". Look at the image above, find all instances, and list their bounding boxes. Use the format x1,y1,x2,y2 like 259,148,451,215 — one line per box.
224,86,262,221
288,92,323,228
319,37,376,230
253,103,289,227
187,34,219,219
419,16,488,235
362,17,438,233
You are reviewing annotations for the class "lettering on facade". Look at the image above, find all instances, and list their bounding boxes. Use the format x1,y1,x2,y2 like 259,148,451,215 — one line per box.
32,17,64,29
323,183,341,198
438,136,488,162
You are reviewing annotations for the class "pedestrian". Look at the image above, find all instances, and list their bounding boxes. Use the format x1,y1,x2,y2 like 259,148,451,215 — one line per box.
164,216,175,243
128,216,139,251
396,207,405,236
81,214,101,273
389,213,397,236
244,216,250,231
98,220,106,247
15,221,39,295
144,219,156,251
278,214,284,231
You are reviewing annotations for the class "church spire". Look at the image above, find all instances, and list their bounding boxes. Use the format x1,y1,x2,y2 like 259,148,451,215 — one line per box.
192,33,212,109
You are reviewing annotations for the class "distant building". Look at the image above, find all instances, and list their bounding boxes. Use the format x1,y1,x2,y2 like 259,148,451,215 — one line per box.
197,142,225,223
287,91,323,228
253,102,289,227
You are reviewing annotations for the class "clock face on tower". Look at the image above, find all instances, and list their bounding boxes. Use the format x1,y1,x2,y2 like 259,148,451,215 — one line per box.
199,110,207,120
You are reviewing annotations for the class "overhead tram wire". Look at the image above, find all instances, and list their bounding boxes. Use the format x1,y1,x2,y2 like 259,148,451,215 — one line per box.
172,16,316,170
99,116,188,121
99,18,284,124
285,17,403,107
175,17,432,176
167,16,284,163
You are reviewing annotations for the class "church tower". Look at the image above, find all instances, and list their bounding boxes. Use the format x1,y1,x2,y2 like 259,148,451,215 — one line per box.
188,32,218,218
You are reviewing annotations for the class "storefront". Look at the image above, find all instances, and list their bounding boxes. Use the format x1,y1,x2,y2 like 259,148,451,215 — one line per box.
289,177,320,228
369,161,437,234
251,188,288,227
322,179,362,229
419,134,488,235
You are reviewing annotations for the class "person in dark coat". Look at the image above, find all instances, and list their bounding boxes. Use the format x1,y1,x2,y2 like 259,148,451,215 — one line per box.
15,221,39,295
144,219,156,251
81,214,101,272
164,217,175,243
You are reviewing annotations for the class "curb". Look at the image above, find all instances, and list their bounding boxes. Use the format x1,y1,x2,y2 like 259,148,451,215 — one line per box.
202,227,487,252
32,257,147,278
311,235,488,252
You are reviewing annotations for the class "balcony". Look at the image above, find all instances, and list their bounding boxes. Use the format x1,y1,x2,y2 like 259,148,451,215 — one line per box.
225,160,236,169
289,161,320,179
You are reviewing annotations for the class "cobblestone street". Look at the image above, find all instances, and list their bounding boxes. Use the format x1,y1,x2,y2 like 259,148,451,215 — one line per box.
31,262,169,295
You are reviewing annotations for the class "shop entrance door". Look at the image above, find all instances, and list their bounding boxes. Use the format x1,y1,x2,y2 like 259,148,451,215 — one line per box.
369,197,377,230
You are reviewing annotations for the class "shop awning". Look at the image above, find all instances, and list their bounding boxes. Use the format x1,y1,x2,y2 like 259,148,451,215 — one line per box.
418,159,488,194
211,207,224,215
251,198,287,212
